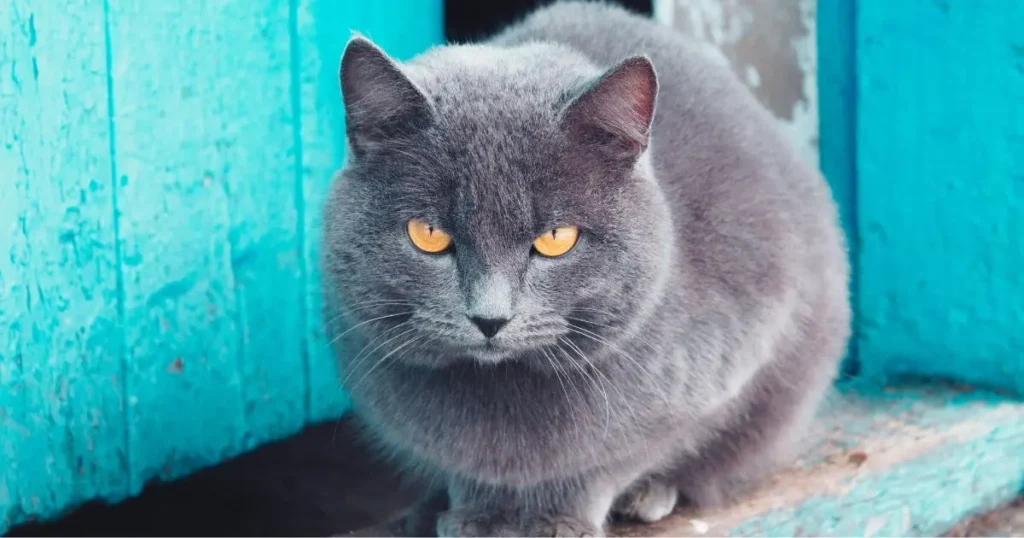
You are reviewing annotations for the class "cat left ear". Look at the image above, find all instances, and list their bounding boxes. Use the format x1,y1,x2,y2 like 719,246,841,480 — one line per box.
339,36,433,155
560,56,658,161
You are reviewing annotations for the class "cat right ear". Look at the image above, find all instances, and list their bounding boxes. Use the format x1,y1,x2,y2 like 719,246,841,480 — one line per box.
560,56,658,163
339,36,433,155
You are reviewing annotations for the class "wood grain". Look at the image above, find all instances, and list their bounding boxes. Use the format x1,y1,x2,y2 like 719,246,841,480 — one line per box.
0,0,128,527
0,0,443,531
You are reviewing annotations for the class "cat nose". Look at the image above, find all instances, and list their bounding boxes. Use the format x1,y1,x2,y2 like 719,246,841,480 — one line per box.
469,316,509,338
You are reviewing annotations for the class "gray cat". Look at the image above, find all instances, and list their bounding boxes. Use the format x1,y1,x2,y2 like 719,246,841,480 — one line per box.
321,2,851,536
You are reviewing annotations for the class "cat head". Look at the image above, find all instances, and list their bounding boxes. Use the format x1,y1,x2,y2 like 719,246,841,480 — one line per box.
322,36,673,371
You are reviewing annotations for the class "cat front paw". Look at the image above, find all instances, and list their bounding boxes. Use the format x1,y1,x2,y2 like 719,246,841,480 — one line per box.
396,491,448,536
612,478,679,523
436,509,520,537
523,515,605,537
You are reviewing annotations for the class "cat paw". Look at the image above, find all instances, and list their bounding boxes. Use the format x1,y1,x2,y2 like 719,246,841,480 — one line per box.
677,474,748,510
397,492,448,536
436,510,520,537
523,515,605,537
612,478,679,523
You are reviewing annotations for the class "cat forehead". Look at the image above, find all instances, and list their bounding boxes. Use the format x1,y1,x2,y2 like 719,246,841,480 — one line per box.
407,44,596,111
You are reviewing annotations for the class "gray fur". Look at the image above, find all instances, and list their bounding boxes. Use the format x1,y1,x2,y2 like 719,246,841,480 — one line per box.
321,2,851,536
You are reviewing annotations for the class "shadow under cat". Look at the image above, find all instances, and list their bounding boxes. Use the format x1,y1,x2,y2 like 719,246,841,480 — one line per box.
10,380,1020,537
8,417,423,537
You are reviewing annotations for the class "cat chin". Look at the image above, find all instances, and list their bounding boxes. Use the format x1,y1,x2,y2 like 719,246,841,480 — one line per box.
463,344,516,365
460,343,562,369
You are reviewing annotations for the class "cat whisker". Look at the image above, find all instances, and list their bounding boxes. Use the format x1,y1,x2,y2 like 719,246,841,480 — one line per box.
539,346,582,445
564,316,662,356
566,325,659,383
555,338,612,442
566,325,673,411
340,322,416,387
559,336,646,464
325,311,413,348
341,298,418,308
348,332,425,395
322,300,418,327
570,306,628,322
372,335,439,390
563,316,616,329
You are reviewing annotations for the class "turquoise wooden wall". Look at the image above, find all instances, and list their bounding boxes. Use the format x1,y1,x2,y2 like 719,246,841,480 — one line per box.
0,0,441,531
818,0,1023,393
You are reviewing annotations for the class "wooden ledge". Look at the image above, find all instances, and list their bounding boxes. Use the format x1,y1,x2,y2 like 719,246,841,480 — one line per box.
346,383,1024,537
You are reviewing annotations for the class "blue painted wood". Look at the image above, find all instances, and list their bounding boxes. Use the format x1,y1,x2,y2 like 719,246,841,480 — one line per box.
0,0,130,528
0,0,443,532
105,0,309,488
724,385,1024,537
855,0,1024,392
816,0,859,376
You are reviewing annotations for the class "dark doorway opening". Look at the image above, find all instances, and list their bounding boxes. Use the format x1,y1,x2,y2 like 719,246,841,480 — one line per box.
444,0,654,43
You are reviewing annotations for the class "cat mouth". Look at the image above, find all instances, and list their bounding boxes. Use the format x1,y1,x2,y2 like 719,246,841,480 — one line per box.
467,342,512,364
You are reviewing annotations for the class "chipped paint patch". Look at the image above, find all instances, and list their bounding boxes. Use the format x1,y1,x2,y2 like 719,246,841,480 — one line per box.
656,0,820,167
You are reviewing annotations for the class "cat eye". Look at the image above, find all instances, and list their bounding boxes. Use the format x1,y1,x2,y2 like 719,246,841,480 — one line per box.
532,226,580,258
407,218,452,254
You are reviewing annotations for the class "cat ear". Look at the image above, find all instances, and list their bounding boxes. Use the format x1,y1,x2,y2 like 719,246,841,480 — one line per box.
561,56,658,161
339,36,433,154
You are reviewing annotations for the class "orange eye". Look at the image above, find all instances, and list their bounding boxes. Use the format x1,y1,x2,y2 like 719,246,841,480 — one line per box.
533,226,580,258
407,219,452,253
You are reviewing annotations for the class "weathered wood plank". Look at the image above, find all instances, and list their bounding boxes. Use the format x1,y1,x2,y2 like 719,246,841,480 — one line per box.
293,0,444,421
855,0,1024,392
0,0,128,529
176,0,307,449
0,0,445,530
105,0,305,488
344,384,1024,537
946,496,1024,537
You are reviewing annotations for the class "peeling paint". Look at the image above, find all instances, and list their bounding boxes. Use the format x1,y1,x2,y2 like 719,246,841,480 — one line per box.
657,0,820,167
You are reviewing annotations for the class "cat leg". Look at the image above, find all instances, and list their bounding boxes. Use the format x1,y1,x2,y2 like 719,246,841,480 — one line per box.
611,476,679,523
436,475,618,537
669,389,813,509
395,487,449,537
670,327,840,509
